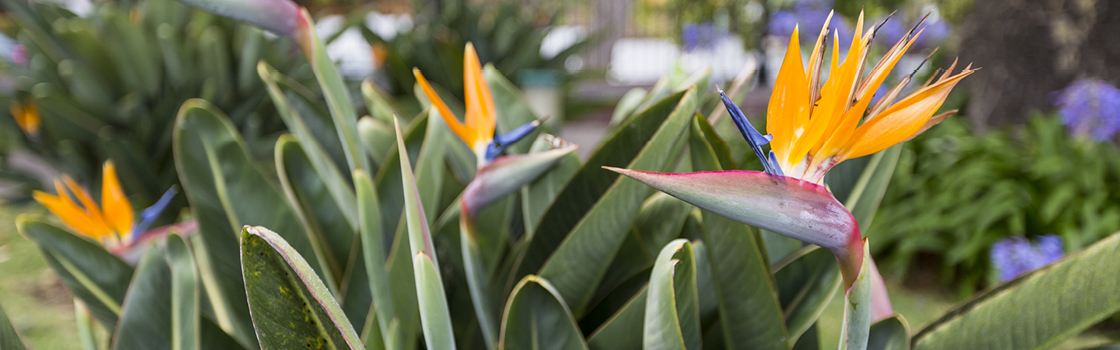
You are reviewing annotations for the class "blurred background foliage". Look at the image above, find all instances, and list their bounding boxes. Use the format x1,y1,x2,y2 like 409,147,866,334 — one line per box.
0,0,311,209
870,113,1120,295
360,0,594,106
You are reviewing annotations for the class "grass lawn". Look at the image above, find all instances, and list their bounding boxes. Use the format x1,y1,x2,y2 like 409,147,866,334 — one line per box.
0,204,81,349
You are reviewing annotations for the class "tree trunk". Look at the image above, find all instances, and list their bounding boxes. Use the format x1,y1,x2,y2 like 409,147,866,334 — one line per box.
956,0,1120,130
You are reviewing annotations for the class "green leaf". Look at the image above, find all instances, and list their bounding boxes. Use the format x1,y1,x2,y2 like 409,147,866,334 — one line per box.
114,244,174,350
913,232,1120,350
610,88,649,127
536,88,698,314
839,241,872,350
461,217,499,350
240,226,363,349
689,114,788,350
413,253,456,350
634,193,692,258
173,99,322,347
355,169,403,350
775,246,842,344
520,135,582,236
843,145,903,233
276,137,352,292
498,276,589,350
16,217,132,329
396,118,456,349
0,301,27,350
510,90,691,284
587,287,647,350
868,316,909,350
358,116,397,168
303,14,371,174
375,110,428,243
644,239,700,350
260,62,358,230
361,80,398,124
166,234,201,350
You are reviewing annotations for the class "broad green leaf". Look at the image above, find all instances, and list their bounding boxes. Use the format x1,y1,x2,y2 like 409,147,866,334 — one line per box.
166,234,200,350
634,193,692,258
173,99,321,347
413,253,456,350
375,110,428,239
0,301,26,350
16,217,131,329
172,0,301,37
260,62,357,229
843,145,902,233
839,241,872,350
355,169,402,350
775,246,842,343
689,114,788,350
644,239,700,350
499,276,589,350
610,88,649,127
537,88,698,314
913,232,1120,350
792,324,820,350
75,300,98,350
510,90,690,285
587,287,647,350
276,137,352,292
361,80,398,123
461,216,499,350
396,118,456,349
358,116,397,168
240,226,363,349
868,315,909,350
521,135,582,236
114,244,174,350
303,14,371,174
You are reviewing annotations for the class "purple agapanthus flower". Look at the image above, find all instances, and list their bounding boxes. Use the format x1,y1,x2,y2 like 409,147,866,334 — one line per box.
768,11,800,36
990,235,1064,282
1054,78,1120,141
767,0,852,49
911,19,950,51
682,22,720,52
874,16,950,51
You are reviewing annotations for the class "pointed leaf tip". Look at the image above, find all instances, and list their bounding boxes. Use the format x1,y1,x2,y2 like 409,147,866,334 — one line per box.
611,168,859,255
175,0,303,38
463,145,578,216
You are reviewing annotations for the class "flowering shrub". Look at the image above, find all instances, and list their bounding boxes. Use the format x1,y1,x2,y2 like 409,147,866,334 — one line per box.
1055,78,1120,142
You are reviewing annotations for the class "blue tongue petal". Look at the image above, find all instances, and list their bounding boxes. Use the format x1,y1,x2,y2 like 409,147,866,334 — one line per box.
484,117,546,162
130,186,179,241
720,90,783,175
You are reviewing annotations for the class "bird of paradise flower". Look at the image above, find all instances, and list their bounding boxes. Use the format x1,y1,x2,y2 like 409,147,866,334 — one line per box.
33,161,178,251
609,11,976,286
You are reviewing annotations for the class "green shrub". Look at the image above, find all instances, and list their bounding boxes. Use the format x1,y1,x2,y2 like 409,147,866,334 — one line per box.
870,113,1120,293
0,0,308,204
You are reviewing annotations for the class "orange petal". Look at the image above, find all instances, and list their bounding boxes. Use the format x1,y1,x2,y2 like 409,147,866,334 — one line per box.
413,68,475,146
463,43,496,145
10,98,40,136
101,161,134,236
904,109,957,142
842,69,975,159
63,176,104,220
767,26,810,168
34,182,110,240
